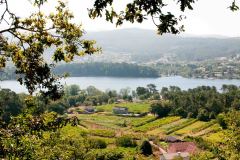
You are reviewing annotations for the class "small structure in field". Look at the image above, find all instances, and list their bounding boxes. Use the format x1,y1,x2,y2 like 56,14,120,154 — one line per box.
160,152,190,160
84,106,95,113
167,142,197,154
115,99,126,104
113,106,128,114
165,136,182,143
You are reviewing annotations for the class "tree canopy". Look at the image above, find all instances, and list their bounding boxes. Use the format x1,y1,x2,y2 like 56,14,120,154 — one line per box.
0,0,100,99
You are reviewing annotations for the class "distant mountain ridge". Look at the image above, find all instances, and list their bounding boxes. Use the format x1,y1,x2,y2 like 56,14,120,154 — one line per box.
83,28,240,62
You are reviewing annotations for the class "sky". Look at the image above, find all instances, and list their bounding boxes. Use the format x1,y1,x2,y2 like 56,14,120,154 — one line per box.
4,0,240,37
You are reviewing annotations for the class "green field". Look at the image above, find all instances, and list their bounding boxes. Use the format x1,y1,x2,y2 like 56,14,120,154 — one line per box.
96,102,151,113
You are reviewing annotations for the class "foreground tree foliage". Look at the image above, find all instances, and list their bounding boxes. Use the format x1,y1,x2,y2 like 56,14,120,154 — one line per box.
0,0,100,98
0,89,22,123
89,0,239,34
0,110,79,159
219,110,240,159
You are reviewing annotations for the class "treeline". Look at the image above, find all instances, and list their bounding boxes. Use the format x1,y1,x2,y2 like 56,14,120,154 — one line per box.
2,84,240,122
54,62,159,77
0,63,159,80
37,84,240,122
145,85,240,122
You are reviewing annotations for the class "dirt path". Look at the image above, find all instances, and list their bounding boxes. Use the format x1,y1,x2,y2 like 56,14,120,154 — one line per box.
149,141,167,154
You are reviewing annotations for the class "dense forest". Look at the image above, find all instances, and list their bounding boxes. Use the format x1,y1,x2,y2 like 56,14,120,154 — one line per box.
0,63,159,80
54,63,159,77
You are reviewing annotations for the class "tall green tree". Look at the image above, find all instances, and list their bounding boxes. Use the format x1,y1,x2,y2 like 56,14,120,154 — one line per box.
0,89,22,122
150,101,171,118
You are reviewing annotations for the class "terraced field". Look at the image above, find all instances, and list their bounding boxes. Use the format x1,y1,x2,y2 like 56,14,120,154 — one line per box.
65,102,226,159
203,130,225,143
73,101,223,151
147,118,189,135
133,116,181,132
77,112,221,139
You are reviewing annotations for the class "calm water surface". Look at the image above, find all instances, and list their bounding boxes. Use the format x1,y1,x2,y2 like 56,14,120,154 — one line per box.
1,76,240,93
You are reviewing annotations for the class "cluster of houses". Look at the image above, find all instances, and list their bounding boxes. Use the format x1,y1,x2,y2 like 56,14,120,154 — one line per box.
158,136,197,160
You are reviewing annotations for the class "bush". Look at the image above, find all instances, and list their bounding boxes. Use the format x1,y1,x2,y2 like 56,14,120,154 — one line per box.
217,114,227,129
116,136,137,148
48,101,66,115
150,101,171,118
197,109,209,121
108,98,116,104
140,140,152,156
88,138,107,149
86,149,124,160
89,129,115,138
68,96,78,107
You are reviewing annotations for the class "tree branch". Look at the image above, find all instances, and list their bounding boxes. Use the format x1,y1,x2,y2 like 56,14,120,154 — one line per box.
0,26,54,34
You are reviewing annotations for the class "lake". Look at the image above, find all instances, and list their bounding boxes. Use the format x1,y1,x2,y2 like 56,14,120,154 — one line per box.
1,76,240,93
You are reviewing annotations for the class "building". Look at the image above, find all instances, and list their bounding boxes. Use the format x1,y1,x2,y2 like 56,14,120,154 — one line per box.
165,136,182,143
84,106,95,113
160,152,190,160
167,142,197,154
112,106,128,114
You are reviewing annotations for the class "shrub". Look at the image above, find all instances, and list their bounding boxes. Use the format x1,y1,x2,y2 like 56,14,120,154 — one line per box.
86,149,124,160
48,102,66,115
217,114,227,129
116,136,137,148
140,140,152,156
197,109,209,121
89,129,115,138
88,138,107,149
150,101,171,118
108,98,115,104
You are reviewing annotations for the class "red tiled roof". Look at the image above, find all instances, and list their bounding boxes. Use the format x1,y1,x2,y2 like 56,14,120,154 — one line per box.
167,142,197,154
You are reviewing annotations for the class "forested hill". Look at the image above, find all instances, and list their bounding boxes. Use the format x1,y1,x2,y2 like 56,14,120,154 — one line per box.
85,28,240,62
54,63,159,77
